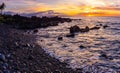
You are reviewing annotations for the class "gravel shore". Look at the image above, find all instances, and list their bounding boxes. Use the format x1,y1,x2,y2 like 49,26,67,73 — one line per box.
0,24,81,73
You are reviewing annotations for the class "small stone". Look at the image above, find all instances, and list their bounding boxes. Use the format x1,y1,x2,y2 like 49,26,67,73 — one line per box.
76,68,83,73
4,70,10,73
53,70,61,73
58,37,63,41
28,55,34,60
6,54,11,58
22,43,30,47
103,25,109,28
68,50,73,52
0,53,6,62
14,42,19,46
33,70,42,73
100,53,108,59
0,70,3,73
99,24,103,26
33,29,38,33
2,63,8,69
79,45,86,49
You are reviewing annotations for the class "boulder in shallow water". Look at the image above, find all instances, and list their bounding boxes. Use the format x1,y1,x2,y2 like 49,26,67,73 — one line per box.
90,26,100,30
103,25,109,29
66,33,75,38
69,25,80,33
79,26,90,33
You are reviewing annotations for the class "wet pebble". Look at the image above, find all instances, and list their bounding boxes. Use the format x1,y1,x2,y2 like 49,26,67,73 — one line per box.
0,53,6,62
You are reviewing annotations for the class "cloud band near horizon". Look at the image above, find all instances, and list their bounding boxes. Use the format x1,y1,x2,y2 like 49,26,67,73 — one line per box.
0,0,120,16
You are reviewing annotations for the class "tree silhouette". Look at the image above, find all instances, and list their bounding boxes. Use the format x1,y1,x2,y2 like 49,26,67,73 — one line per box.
0,3,6,15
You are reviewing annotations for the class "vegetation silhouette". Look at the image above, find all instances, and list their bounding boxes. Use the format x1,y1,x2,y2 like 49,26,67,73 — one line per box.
1,14,72,29
0,3,6,15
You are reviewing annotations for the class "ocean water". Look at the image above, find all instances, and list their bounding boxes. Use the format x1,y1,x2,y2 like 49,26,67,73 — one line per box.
35,17,120,72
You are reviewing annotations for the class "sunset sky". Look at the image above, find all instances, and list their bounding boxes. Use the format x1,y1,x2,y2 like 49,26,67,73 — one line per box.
1,0,120,16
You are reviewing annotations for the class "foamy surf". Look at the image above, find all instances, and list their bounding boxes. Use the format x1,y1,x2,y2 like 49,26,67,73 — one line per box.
36,17,120,72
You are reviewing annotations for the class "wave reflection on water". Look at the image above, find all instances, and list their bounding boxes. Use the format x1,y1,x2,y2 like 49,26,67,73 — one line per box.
36,17,120,72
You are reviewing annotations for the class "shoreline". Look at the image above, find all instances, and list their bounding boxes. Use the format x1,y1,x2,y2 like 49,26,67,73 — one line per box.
0,24,80,73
